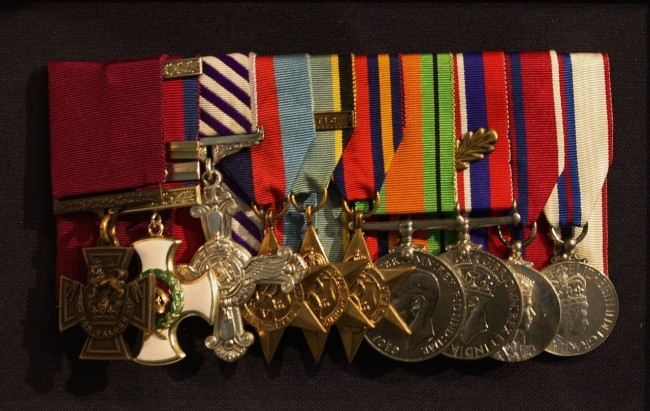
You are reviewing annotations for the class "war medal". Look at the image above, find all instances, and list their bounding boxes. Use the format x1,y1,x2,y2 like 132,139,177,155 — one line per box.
441,209,524,360
544,225,618,356
491,222,561,362
366,219,465,362
132,212,219,365
59,211,155,360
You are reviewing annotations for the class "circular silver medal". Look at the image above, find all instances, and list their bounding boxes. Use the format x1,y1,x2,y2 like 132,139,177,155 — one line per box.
365,242,466,362
543,225,619,356
543,261,618,356
492,263,561,362
440,246,523,360
492,224,561,362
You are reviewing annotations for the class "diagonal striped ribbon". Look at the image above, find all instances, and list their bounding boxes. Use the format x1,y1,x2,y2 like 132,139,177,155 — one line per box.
454,51,512,256
544,53,613,273
198,53,261,254
199,53,256,136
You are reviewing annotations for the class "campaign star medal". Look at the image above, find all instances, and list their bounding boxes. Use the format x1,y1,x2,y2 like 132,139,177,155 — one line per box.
59,212,155,360
335,195,415,363
290,192,372,362
241,202,320,363
132,213,219,365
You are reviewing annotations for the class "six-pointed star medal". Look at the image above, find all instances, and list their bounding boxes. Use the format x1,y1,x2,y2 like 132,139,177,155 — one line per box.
335,227,415,362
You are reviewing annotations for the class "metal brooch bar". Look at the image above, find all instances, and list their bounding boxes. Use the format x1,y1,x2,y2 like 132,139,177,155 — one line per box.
314,110,356,131
356,212,521,232
199,128,264,147
162,57,202,79
166,161,200,182
53,185,201,215
167,141,200,160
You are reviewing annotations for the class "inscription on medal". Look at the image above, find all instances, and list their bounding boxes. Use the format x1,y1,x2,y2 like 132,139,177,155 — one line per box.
366,251,466,362
441,249,523,360
492,264,561,362
543,261,618,356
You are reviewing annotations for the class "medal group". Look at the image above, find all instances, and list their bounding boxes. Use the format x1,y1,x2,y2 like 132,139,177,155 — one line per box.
51,51,618,367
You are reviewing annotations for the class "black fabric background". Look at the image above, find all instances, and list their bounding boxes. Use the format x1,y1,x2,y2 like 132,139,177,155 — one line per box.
0,3,646,409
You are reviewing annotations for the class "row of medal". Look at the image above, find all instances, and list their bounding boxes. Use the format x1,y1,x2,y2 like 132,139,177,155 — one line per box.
58,138,618,365
54,52,618,366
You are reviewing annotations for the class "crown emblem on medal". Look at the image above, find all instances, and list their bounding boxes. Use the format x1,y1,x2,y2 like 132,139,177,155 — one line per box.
464,266,498,297
552,266,587,306
514,273,535,299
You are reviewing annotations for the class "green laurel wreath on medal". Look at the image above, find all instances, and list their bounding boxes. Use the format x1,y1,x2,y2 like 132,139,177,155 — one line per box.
140,268,184,332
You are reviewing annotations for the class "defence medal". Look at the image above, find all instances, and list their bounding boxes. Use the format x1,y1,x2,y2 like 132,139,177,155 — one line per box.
289,192,371,362
241,201,315,363
334,195,414,363
132,212,218,365
59,212,155,360
365,219,465,362
492,222,561,362
543,225,618,356
441,209,524,360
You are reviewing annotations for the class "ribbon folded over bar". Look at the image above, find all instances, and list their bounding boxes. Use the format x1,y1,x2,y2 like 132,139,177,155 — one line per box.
454,51,512,256
363,53,456,258
50,55,202,291
544,53,613,273
219,54,316,247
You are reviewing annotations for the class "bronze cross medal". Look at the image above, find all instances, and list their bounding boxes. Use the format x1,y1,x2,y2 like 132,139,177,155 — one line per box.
59,245,155,360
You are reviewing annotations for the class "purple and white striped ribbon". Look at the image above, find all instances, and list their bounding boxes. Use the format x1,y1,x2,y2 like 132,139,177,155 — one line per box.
199,53,257,136
199,52,261,253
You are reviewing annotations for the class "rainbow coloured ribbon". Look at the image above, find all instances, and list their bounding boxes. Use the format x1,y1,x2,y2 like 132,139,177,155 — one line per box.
454,51,513,255
543,53,613,273
219,54,316,247
363,53,456,258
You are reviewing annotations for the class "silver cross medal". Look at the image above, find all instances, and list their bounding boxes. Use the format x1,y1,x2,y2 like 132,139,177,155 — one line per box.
180,132,306,362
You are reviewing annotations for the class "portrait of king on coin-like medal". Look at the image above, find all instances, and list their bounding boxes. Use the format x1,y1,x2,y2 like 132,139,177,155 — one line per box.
457,265,498,345
390,270,440,351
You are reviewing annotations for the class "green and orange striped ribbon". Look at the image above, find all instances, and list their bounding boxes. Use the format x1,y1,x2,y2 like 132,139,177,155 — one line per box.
364,53,456,257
